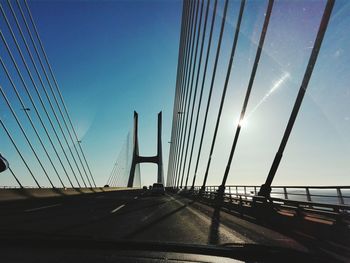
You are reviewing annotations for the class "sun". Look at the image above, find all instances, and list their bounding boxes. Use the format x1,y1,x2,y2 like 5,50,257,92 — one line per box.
238,118,248,128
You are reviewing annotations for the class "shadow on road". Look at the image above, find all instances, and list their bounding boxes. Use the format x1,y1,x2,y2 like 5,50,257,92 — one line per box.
123,199,196,240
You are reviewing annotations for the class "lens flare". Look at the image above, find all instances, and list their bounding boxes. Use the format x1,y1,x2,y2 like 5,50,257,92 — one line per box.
245,72,290,121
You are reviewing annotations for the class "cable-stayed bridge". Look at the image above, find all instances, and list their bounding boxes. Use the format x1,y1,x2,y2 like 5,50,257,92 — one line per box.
0,0,349,262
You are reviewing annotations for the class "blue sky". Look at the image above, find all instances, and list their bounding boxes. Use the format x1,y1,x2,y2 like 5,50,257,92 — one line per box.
0,0,349,188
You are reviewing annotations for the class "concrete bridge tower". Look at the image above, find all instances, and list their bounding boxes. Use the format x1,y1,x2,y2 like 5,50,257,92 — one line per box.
127,111,164,187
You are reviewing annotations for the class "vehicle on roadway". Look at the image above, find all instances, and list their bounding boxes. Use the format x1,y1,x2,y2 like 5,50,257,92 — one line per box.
151,183,165,195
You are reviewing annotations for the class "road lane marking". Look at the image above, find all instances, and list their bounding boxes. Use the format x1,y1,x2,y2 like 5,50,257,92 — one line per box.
25,203,62,212
166,194,252,244
110,204,126,214
134,196,138,200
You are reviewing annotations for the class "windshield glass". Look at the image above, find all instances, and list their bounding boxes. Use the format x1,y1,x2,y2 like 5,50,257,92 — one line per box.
0,0,349,262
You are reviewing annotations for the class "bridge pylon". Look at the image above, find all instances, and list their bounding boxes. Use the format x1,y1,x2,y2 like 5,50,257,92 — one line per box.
127,111,164,187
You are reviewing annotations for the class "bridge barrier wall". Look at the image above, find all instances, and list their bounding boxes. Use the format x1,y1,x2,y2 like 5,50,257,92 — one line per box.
0,187,137,202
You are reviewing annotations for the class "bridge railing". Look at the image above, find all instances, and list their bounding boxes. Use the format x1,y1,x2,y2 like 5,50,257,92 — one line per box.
193,185,350,205
190,185,350,225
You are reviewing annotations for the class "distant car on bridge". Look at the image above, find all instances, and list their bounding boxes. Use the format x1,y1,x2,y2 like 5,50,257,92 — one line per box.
151,183,165,195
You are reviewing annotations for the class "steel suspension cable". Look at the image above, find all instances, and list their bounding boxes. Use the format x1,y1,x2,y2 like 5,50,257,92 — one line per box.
0,30,78,187
167,0,187,186
258,0,334,197
168,3,187,186
5,1,88,187
23,0,96,187
181,0,205,188
0,56,65,188
8,167,23,188
190,0,217,189
107,150,120,186
173,0,201,188
0,85,50,187
14,0,92,187
220,0,274,192
107,161,117,186
175,0,199,188
113,164,125,187
0,23,82,188
191,0,228,190
172,0,195,187
0,117,40,187
177,0,201,188
202,0,245,189
172,1,194,187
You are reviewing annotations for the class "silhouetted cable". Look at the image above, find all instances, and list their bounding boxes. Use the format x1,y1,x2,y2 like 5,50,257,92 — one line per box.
173,1,194,187
113,167,122,187
202,0,245,189
175,0,200,188
113,164,124,187
8,167,23,188
167,0,188,186
14,0,92,187
5,1,88,187
190,0,217,189
168,3,187,186
108,132,132,187
107,162,118,186
177,0,201,188
110,144,126,187
0,85,50,187
181,0,205,188
13,3,89,188
258,0,334,197
24,0,96,187
0,117,40,187
0,28,78,187
192,0,227,189
172,0,194,187
106,153,119,186
0,56,65,188
113,163,122,186
174,1,195,186
1,15,79,188
220,0,274,193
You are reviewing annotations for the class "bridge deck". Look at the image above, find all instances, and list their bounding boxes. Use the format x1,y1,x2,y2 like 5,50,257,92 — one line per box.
1,189,346,260
0,190,299,244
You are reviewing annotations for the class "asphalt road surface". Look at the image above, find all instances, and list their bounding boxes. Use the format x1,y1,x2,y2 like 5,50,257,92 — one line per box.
0,189,308,250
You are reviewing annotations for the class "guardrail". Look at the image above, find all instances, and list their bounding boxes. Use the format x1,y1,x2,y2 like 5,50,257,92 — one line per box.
193,185,350,205
188,185,350,226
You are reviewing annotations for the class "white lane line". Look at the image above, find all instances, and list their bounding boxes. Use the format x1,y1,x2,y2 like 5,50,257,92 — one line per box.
166,194,252,244
110,204,126,214
134,196,138,200
25,203,62,212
